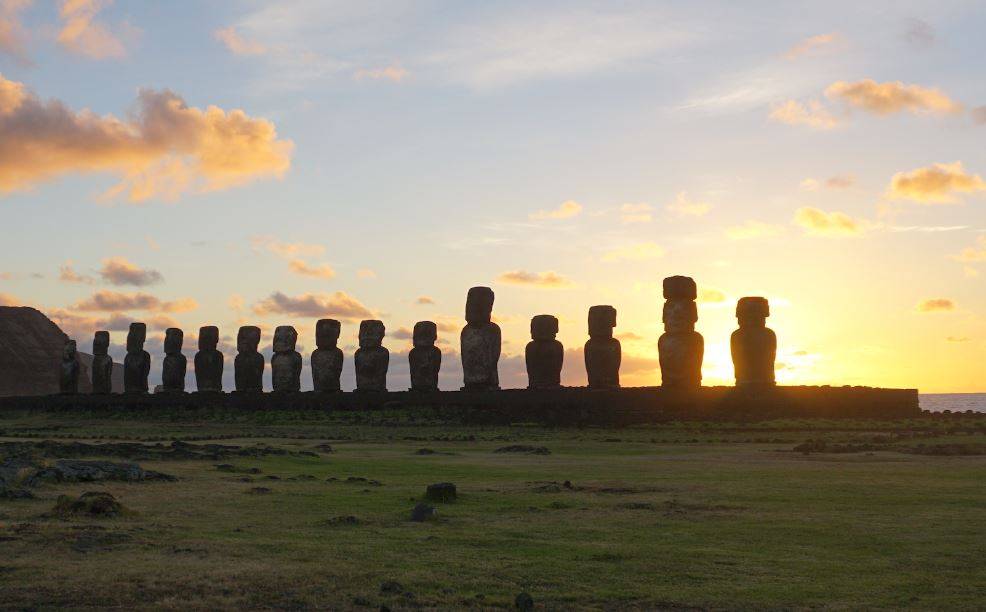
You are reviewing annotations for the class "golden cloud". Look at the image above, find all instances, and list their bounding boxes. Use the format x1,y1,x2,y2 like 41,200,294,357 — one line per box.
0,74,293,202
726,221,785,240
58,0,135,60
620,202,652,224
354,66,409,82
72,290,197,313
825,79,962,115
415,296,435,305
58,261,94,284
769,100,841,130
288,259,336,279
0,0,31,64
530,200,582,220
47,307,178,339
916,298,955,313
785,33,840,59
496,270,572,288
251,236,324,259
698,288,726,303
887,162,986,204
602,242,665,262
214,26,266,56
99,256,162,286
667,191,710,217
252,291,374,320
357,268,377,279
952,236,986,263
0,291,20,306
973,106,986,125
794,207,867,237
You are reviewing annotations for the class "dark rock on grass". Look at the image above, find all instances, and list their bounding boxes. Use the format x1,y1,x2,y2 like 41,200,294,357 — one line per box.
380,580,404,594
410,503,437,522
215,463,236,472
345,477,382,486
215,464,261,474
0,487,34,500
515,592,534,610
33,460,175,484
287,474,317,481
415,448,437,455
313,443,335,453
425,482,457,502
71,529,132,553
905,443,986,456
617,502,656,510
494,445,551,455
51,491,127,518
317,515,360,527
352,596,372,607
245,487,271,495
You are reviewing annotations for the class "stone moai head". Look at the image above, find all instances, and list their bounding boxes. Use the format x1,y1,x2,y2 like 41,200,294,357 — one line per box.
588,305,617,339
531,314,559,341
316,319,341,349
413,321,438,348
164,328,184,354
358,320,385,349
93,331,110,356
737,297,769,328
663,300,698,333
198,326,219,351
237,326,261,353
126,323,146,352
63,339,77,359
663,276,697,301
273,326,298,353
465,286,494,325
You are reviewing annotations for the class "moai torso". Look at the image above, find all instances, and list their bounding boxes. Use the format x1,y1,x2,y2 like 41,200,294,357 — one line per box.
659,277,704,388
91,331,114,394
311,319,344,392
194,326,224,392
271,326,302,392
123,322,150,393
161,328,186,392
460,286,501,390
526,315,563,389
59,340,80,394
355,320,389,392
234,326,264,392
731,297,777,386
584,305,621,389
409,321,441,391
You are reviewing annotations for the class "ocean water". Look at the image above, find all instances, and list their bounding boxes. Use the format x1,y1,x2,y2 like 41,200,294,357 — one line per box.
920,393,986,413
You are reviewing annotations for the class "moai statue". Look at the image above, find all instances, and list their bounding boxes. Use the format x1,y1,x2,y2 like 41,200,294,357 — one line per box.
731,297,777,387
311,319,343,392
59,339,80,394
460,286,501,390
271,325,302,392
584,305,621,389
234,326,264,392
123,322,150,393
658,276,704,388
91,331,114,394
194,326,224,392
525,315,563,389
355,320,389,392
408,321,441,392
161,328,187,392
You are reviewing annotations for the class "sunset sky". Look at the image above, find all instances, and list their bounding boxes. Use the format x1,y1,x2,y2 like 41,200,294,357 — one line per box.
2,1,985,392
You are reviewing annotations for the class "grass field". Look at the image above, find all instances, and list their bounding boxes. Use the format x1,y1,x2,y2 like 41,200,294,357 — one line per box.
1,409,985,610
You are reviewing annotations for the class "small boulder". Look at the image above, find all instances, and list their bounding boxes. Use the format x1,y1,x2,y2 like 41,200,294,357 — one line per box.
410,503,437,522
515,592,534,610
51,491,125,518
425,482,457,502
380,580,404,594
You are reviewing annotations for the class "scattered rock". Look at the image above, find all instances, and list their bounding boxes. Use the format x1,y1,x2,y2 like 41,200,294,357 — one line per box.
245,487,271,495
380,580,404,594
616,502,656,510
515,592,534,610
494,445,551,455
0,440,301,462
215,463,236,472
425,482,457,502
563,480,574,489
33,460,175,484
313,443,335,453
410,503,437,522
414,448,436,455
51,491,126,518
0,487,34,500
317,515,360,527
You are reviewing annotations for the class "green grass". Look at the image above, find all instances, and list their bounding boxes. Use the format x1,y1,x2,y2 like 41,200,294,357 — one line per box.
1,411,985,609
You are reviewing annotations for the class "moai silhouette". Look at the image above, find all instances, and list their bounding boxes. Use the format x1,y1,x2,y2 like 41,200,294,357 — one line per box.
311,319,344,392
123,322,150,393
271,325,302,392
731,297,776,386
234,326,264,392
194,326,224,392
409,321,441,392
59,339,80,394
460,286,501,390
161,328,187,392
355,320,389,392
526,315,564,389
584,305,621,389
91,331,113,394
658,276,704,388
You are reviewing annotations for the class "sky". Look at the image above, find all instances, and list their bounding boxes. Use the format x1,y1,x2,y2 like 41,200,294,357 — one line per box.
1,0,985,392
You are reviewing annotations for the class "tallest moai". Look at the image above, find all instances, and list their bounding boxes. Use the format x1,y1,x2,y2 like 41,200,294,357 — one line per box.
658,276,704,388
460,286,501,390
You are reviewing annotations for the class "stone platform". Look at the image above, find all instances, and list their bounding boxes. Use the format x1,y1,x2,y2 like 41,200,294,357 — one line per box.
0,385,920,425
